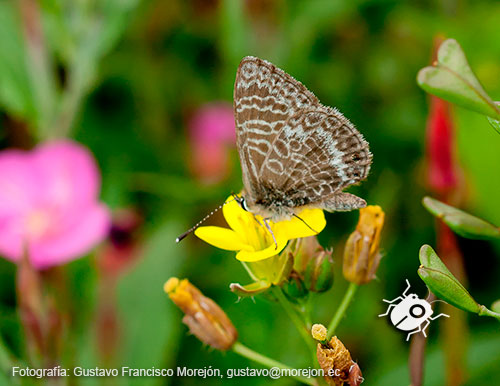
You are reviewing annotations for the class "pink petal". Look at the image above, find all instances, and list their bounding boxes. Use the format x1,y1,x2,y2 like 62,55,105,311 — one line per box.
0,215,24,264
189,102,236,145
29,203,111,269
33,140,101,207
0,150,40,215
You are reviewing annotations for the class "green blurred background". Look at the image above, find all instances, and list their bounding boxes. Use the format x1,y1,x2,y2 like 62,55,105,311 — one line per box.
1,0,500,385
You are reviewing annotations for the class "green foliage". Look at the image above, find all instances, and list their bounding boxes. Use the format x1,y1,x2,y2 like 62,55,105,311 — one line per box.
422,196,500,240
418,245,479,313
417,39,500,121
0,2,36,123
418,245,500,321
487,102,500,134
0,0,141,140
117,222,184,386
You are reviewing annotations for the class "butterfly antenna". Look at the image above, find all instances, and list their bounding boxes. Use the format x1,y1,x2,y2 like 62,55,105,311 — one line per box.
175,197,237,243
292,214,318,233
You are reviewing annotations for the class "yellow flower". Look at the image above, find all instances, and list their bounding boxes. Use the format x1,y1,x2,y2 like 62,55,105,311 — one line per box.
194,196,326,262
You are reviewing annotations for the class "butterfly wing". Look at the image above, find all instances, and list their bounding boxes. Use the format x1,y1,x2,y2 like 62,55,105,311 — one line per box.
261,109,372,211
234,56,320,200
234,56,371,216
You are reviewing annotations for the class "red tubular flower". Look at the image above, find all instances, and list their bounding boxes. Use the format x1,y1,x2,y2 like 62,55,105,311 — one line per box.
426,96,458,194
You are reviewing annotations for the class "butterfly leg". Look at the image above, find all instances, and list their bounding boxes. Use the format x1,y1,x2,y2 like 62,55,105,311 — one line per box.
252,216,278,249
263,218,278,250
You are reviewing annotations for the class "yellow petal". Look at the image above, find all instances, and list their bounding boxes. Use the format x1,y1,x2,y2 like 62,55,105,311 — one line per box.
223,196,253,238
223,195,265,248
194,226,248,251
274,208,326,240
236,236,288,262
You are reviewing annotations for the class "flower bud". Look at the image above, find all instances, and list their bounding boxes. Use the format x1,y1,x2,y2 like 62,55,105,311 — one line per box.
317,335,364,386
282,271,308,299
343,205,385,285
304,249,334,293
289,236,324,275
311,323,328,342
165,277,238,350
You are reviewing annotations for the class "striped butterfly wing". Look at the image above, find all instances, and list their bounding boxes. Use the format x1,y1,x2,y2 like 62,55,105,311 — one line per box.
234,57,319,198
233,56,371,214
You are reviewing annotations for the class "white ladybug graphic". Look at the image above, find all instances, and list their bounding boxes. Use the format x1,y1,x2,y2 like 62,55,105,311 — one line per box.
379,279,449,341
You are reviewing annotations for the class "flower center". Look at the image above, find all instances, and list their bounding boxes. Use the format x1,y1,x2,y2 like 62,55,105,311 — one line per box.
25,209,52,240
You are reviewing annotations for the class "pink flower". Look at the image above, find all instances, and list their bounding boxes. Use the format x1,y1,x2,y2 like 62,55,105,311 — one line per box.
189,102,236,184
0,141,111,269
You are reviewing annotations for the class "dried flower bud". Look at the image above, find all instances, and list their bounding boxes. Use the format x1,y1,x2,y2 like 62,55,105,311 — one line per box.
348,363,364,386
304,249,334,293
317,335,363,386
343,206,385,285
165,277,237,350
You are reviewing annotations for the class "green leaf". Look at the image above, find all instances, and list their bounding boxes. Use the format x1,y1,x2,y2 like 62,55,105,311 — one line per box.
418,245,480,313
422,196,500,240
417,39,500,120
0,2,37,123
230,280,271,297
487,102,500,134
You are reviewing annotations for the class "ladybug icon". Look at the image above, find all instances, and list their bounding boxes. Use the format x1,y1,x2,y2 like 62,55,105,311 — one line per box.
379,279,449,341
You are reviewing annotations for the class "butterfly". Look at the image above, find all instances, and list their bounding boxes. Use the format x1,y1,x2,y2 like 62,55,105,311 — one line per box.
233,56,372,222
176,56,371,243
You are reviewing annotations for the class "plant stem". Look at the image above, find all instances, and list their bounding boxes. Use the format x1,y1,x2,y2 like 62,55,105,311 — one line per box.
408,293,434,386
271,287,315,353
232,342,317,386
478,305,500,321
327,282,359,338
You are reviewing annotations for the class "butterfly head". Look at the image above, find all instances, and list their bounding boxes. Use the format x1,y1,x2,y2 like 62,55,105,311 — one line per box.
231,192,250,212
